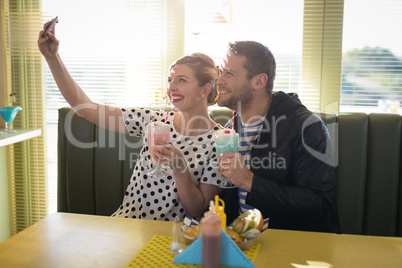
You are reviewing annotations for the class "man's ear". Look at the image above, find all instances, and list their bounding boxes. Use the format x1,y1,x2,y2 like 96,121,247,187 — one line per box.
252,73,268,91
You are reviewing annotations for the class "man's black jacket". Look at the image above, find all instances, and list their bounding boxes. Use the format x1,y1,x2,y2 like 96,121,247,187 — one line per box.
221,91,341,233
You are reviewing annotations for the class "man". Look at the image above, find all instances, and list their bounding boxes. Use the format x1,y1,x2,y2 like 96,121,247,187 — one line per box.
216,41,341,233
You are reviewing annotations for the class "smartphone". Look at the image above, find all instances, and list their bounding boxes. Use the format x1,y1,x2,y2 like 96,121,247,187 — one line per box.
42,16,58,38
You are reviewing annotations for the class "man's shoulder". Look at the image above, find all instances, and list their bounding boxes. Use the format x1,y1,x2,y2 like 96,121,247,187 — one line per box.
270,91,320,121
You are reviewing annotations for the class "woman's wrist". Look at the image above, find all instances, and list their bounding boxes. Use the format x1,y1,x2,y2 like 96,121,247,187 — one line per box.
45,52,59,62
172,156,187,174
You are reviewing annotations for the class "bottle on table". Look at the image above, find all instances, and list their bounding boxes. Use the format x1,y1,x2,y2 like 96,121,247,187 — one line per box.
213,195,226,232
202,209,221,268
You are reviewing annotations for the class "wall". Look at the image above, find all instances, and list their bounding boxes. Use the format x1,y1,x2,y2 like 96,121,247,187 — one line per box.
0,7,11,242
1,7,7,110
0,146,10,242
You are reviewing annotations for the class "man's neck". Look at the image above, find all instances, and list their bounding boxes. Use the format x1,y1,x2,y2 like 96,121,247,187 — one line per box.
237,94,273,123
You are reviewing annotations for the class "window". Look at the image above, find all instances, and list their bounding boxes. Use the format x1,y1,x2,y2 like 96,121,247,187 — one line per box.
184,0,303,96
340,0,402,113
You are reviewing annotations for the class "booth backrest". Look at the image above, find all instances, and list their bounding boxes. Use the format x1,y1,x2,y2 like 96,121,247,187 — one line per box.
58,107,402,237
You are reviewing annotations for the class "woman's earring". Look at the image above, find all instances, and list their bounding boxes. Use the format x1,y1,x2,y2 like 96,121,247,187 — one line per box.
202,94,205,98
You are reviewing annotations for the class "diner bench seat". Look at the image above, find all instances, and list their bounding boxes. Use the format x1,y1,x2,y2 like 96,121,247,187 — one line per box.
57,107,402,237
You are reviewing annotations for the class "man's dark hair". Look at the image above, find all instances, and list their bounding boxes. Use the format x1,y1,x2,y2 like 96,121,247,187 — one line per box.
228,41,276,94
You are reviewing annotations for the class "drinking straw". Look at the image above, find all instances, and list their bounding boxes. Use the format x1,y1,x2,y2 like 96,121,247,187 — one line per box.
232,110,235,129
165,111,169,123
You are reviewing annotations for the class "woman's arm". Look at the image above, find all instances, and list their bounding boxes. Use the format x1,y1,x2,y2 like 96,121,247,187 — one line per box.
38,20,127,134
151,141,222,218
173,155,222,217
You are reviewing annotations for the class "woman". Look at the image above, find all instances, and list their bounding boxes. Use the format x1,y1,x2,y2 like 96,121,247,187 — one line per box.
38,20,224,221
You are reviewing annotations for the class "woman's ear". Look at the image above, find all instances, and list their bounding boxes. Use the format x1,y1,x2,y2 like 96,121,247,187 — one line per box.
252,73,268,91
202,83,212,98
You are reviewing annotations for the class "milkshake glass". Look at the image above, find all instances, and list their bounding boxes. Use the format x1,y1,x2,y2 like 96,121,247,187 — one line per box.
147,121,170,178
214,129,239,188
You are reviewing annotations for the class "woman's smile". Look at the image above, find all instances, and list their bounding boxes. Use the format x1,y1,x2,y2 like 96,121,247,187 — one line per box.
170,94,184,103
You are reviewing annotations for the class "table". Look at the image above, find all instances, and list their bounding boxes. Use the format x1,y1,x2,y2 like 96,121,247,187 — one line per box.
0,213,401,268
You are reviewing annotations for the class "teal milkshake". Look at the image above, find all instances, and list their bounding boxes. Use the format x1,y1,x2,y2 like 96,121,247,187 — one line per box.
215,129,239,188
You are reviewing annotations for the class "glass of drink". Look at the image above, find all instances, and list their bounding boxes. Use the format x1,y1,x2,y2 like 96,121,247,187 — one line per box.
0,106,22,133
147,121,171,178
214,129,239,188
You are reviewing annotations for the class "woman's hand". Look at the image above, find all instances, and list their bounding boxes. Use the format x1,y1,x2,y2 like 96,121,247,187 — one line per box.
150,139,187,172
37,19,59,59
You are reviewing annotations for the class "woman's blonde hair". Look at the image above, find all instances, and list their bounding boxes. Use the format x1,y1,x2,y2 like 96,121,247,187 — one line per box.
170,53,219,106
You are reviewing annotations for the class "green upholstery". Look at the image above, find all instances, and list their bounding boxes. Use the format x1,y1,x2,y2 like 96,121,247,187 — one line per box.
58,108,138,215
58,107,402,237
364,114,401,236
336,113,368,235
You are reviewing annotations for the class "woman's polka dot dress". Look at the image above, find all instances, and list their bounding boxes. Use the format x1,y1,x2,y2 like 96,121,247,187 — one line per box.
111,108,224,221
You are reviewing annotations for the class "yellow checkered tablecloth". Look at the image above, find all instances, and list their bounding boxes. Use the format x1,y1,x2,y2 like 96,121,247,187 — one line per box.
125,235,260,268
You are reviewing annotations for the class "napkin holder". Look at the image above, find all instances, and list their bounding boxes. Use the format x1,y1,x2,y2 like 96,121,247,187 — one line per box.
173,229,256,268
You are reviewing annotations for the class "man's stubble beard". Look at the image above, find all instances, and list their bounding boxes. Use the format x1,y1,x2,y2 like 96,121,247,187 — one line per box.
223,85,253,112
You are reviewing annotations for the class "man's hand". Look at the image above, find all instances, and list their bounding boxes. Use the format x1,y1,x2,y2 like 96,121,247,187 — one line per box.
217,152,254,191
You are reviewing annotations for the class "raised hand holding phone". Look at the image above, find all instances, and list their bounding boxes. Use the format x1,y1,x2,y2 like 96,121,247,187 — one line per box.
42,16,58,38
